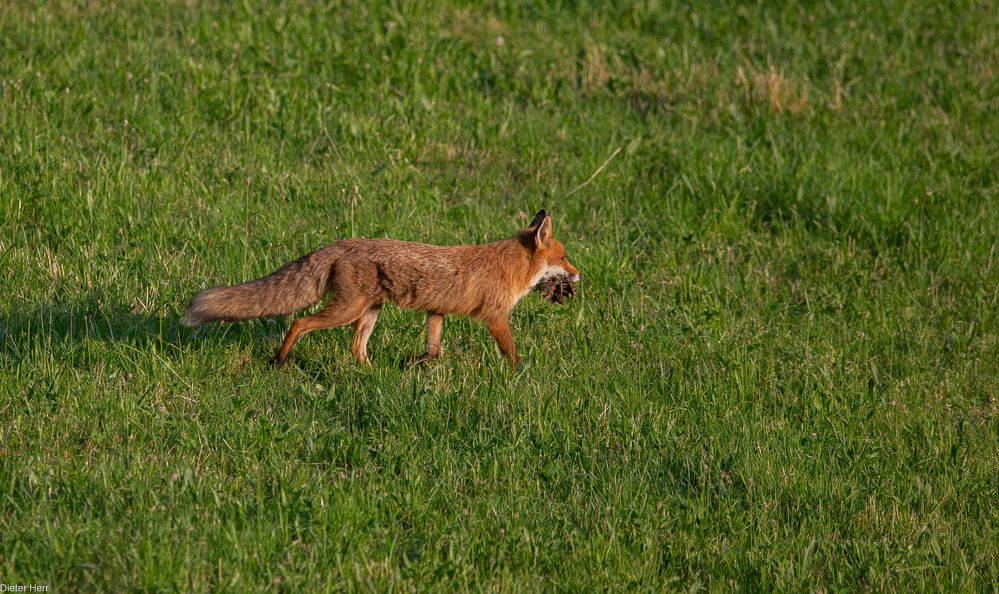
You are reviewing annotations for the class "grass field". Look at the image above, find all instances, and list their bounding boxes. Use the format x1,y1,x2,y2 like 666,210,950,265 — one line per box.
2,0,998,591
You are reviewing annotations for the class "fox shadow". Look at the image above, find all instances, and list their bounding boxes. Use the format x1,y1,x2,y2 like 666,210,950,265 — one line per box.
0,296,285,366
1,296,543,372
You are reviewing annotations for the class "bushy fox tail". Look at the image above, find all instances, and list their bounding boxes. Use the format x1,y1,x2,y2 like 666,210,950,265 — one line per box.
180,245,342,326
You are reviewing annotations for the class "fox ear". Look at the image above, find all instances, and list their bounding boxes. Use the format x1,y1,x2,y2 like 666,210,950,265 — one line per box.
534,215,552,245
528,209,547,229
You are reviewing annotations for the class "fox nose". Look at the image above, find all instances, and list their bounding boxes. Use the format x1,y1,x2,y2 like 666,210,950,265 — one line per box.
572,273,582,282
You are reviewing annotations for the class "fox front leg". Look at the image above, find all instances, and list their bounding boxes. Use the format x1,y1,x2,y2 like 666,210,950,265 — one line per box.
485,317,520,368
408,312,443,366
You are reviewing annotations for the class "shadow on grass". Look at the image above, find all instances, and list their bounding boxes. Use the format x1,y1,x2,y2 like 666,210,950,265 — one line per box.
0,296,285,365
1,298,485,373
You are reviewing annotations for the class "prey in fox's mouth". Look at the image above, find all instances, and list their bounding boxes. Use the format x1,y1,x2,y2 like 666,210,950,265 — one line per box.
535,273,578,304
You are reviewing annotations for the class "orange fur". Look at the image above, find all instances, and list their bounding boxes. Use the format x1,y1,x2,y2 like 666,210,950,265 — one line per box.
181,211,580,367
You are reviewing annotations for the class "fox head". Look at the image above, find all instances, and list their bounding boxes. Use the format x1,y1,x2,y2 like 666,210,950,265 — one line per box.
523,210,581,286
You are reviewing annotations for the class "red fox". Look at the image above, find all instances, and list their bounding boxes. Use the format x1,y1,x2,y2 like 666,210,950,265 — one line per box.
180,210,581,367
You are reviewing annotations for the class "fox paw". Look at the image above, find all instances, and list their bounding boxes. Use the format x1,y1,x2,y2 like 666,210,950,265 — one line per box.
404,351,439,368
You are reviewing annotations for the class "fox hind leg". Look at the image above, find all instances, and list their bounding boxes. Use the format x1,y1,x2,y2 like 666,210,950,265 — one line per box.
351,305,382,365
272,296,371,367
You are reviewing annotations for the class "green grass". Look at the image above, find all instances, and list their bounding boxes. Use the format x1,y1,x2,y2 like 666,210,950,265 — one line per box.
2,0,998,591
